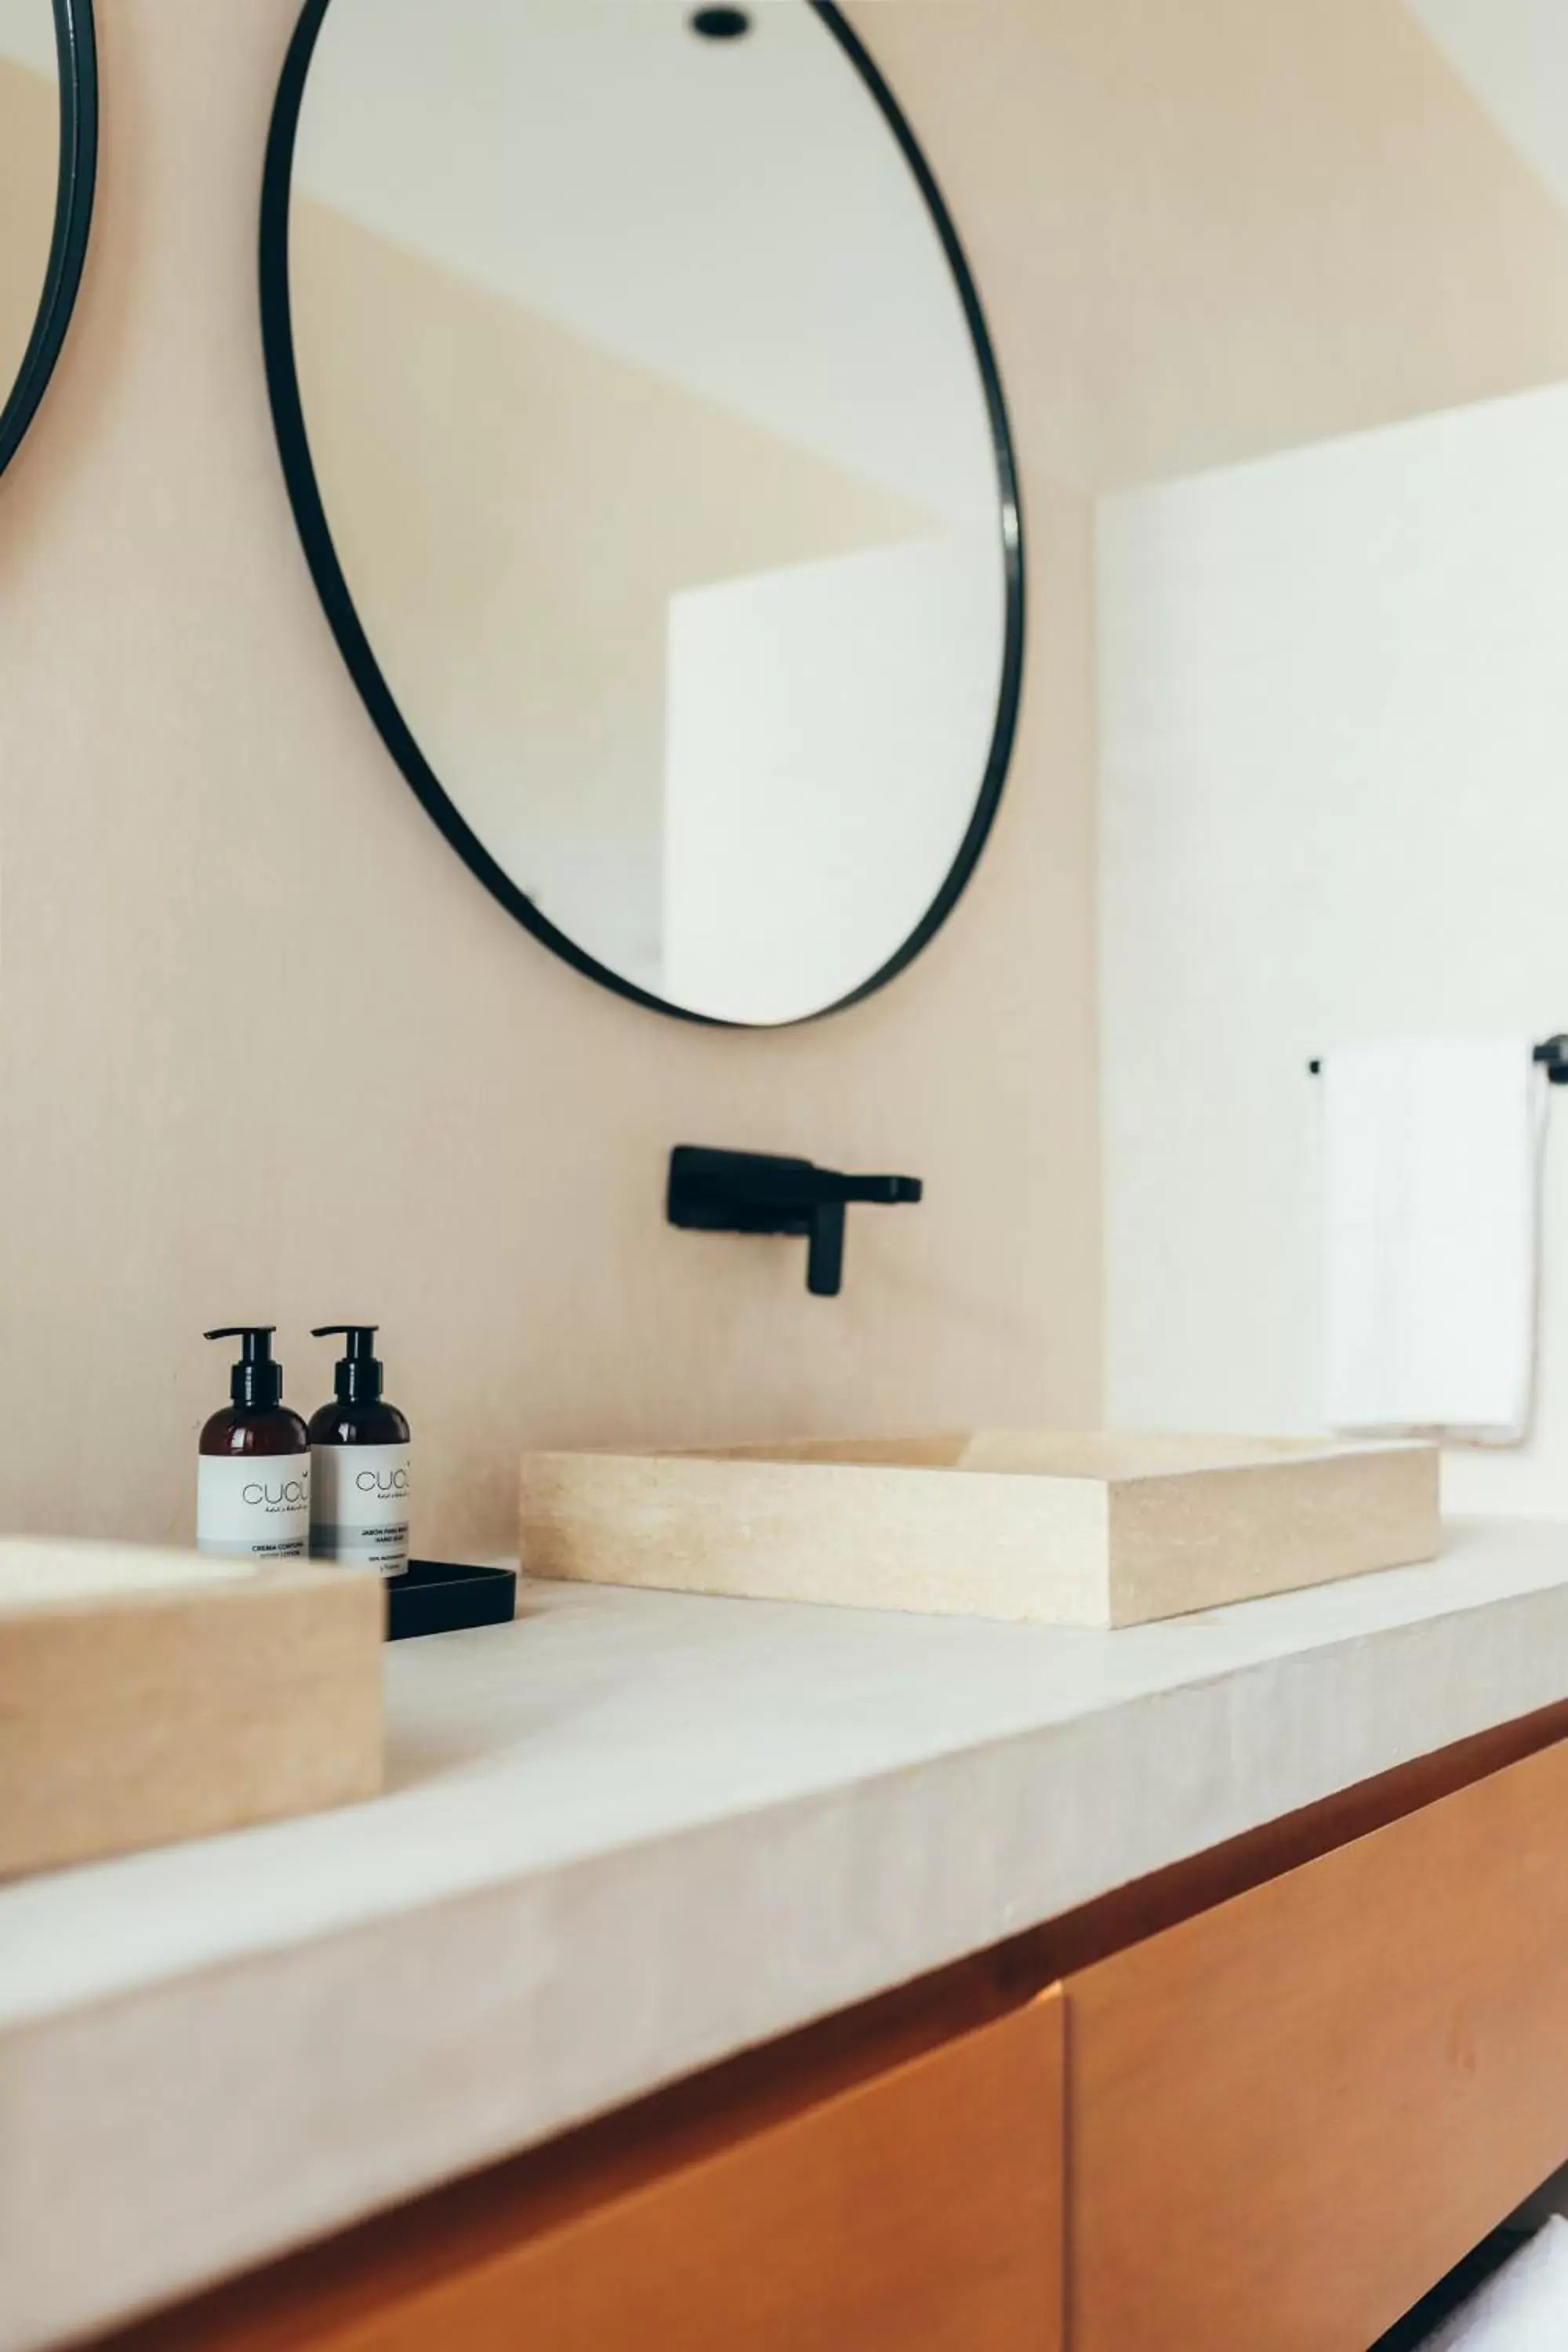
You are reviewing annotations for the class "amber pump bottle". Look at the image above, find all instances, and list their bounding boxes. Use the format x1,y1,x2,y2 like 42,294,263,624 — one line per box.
308,1326,412,1577
198,1327,311,1559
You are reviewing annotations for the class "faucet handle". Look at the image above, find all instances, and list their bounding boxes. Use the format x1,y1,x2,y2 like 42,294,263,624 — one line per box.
808,1202,845,1297
811,1173,920,1289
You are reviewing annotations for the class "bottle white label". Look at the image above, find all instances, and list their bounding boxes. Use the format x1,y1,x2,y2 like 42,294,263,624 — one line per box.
197,1454,311,1559
310,1443,411,1577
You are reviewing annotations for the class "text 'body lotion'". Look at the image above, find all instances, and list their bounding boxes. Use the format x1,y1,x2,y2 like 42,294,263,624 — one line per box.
308,1325,411,1577
198,1327,312,1559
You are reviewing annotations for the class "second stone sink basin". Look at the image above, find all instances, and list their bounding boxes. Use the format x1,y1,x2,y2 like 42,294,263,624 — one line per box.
517,1430,1440,1628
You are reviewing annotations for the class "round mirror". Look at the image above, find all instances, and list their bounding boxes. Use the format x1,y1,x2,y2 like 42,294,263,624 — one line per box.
262,0,1022,1025
0,0,95,480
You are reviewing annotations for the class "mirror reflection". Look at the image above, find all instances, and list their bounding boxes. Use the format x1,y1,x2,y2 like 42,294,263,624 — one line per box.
0,0,60,421
274,0,1018,1025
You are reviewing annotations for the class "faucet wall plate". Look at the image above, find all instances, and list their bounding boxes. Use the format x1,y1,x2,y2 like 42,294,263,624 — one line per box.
666,1146,922,1295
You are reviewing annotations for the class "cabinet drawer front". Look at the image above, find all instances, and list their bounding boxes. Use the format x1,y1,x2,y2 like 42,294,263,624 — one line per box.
114,1991,1064,2352
1065,1739,1568,2351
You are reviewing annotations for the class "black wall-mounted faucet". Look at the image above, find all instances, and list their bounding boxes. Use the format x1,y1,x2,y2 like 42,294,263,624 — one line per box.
667,1146,923,1297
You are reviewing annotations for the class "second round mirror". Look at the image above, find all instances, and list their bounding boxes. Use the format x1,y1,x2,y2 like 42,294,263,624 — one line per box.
0,0,96,478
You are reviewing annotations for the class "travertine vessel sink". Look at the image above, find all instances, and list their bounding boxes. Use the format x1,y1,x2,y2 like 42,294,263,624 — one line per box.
0,1541,383,1876
519,1430,1440,1628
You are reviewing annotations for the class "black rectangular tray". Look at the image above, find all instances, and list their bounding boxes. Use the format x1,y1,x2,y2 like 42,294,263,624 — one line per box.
386,1558,517,1642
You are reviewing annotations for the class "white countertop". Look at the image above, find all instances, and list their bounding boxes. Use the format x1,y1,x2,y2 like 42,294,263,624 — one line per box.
8,1518,1568,2349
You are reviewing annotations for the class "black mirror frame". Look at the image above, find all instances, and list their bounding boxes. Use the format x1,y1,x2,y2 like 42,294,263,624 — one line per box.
0,0,97,481
259,0,1024,1029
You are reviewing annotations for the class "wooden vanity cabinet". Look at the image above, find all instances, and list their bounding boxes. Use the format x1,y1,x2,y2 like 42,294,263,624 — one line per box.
1063,1737,1568,2351
106,1987,1065,2352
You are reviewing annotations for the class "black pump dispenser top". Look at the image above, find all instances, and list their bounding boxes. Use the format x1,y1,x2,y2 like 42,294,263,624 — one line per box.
205,1325,284,1411
311,1324,383,1405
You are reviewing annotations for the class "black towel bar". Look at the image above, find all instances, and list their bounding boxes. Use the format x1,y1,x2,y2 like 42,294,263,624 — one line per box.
1307,1036,1568,1083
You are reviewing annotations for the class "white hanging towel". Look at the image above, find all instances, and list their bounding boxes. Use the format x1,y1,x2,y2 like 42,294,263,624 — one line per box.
1415,2216,1568,2348
1323,1036,1545,1443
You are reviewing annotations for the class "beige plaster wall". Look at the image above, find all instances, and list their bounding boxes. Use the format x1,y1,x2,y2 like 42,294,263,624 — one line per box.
0,0,1102,1556
868,0,1568,492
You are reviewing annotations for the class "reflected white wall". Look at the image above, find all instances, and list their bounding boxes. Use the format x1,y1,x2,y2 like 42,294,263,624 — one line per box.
664,528,1000,1022
1408,0,1568,209
0,0,54,76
